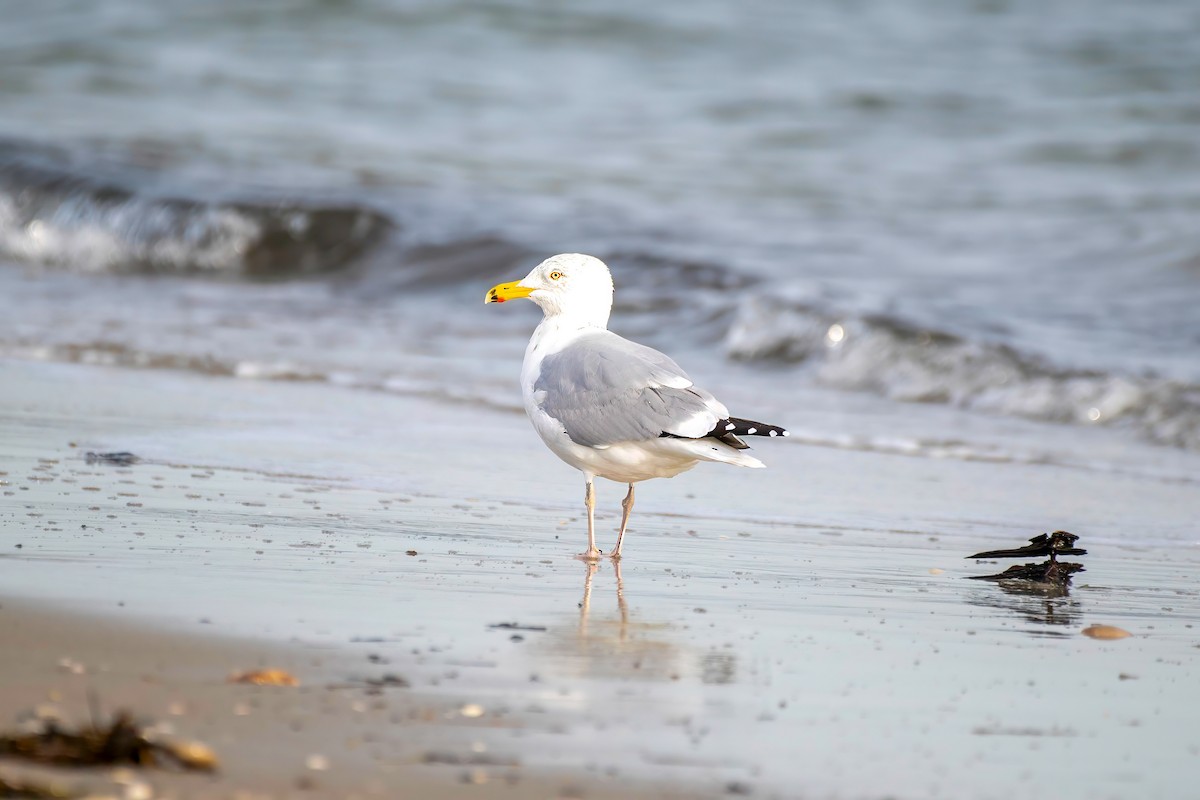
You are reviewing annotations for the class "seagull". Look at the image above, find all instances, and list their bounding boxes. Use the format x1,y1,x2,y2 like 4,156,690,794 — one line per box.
485,253,787,560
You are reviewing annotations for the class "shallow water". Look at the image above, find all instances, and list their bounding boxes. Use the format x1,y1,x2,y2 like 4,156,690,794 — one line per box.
2,0,1200,451
2,361,1198,798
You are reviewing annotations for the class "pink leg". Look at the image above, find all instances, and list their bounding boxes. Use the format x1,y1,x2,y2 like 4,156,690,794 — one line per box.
611,483,635,560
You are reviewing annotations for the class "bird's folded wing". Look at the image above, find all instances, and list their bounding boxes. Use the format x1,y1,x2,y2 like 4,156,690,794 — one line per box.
533,331,727,448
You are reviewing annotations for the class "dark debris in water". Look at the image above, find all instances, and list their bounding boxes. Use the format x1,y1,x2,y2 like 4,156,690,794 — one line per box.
965,530,1087,589
421,751,519,767
363,674,409,690
0,712,217,772
83,451,140,466
966,560,1085,584
327,674,410,694
487,622,547,632
967,531,1086,561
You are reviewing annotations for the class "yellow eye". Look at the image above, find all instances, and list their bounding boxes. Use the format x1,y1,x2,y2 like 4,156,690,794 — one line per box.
549,270,563,280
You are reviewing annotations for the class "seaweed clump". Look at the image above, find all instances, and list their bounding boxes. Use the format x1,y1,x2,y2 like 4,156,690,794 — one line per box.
0,711,216,772
966,530,1087,588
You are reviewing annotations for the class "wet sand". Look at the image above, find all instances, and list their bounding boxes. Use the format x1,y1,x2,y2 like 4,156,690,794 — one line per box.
2,358,1199,799
0,598,694,800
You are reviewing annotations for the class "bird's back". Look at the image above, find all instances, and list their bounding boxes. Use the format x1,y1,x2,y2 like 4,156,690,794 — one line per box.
528,329,729,449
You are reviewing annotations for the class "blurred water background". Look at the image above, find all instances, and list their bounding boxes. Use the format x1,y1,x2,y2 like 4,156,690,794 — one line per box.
2,0,1199,454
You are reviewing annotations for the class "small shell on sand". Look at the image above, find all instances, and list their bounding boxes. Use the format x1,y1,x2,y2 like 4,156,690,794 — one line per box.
228,668,300,686
171,740,219,771
1082,624,1131,640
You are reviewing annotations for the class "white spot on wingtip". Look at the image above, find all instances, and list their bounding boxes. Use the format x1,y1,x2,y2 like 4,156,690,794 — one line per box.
725,423,735,431
782,430,790,437
768,430,777,437
747,427,757,434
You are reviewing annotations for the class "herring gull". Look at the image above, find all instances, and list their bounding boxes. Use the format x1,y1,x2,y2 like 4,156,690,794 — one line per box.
485,253,787,560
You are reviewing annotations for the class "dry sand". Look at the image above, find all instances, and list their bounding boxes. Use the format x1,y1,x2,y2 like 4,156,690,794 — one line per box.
1,358,1199,799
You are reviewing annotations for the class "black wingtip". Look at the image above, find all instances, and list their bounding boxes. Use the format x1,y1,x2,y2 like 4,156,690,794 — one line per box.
723,417,788,439
659,417,788,450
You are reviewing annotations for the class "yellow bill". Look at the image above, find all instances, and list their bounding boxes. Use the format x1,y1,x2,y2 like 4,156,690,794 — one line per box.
484,280,533,304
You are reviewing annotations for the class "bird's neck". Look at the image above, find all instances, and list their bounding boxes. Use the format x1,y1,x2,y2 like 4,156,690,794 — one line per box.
526,314,604,365
538,307,610,334
531,287,612,331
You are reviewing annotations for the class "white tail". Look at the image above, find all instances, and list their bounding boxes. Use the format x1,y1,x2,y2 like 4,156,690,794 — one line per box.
670,438,766,468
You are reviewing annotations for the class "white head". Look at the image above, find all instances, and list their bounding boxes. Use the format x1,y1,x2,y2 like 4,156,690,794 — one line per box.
485,253,615,328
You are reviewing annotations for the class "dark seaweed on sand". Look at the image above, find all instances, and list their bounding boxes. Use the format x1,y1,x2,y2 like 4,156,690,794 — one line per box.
0,712,216,772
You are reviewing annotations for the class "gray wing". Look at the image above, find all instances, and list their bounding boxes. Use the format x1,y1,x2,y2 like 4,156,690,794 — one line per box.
533,331,727,448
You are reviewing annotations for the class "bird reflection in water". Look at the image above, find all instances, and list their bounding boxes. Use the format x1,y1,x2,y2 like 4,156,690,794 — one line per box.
558,561,739,684
578,559,627,639
531,561,686,682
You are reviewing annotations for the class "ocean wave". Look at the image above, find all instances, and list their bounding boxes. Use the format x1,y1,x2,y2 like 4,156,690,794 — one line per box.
349,240,754,306
353,234,538,295
0,152,393,278
724,295,1200,451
